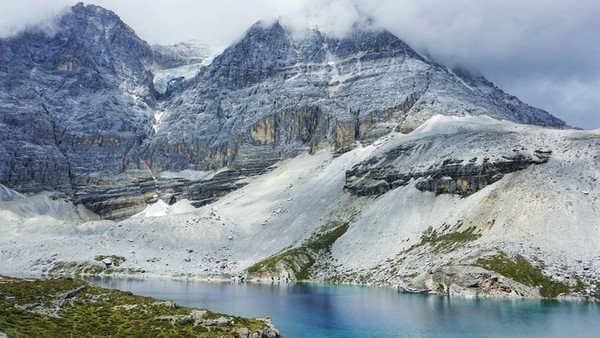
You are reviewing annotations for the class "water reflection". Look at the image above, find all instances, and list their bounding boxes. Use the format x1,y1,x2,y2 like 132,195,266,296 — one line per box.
87,277,600,337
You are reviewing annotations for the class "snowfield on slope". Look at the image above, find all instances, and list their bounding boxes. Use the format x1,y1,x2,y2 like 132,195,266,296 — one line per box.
0,116,598,290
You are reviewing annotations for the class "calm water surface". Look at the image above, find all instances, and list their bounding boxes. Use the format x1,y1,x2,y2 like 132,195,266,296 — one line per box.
88,278,600,337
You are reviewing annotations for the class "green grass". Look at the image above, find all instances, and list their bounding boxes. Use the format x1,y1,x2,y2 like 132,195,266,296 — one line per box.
410,226,481,253
247,248,315,280
476,253,569,298
0,276,272,337
247,222,350,281
306,223,350,251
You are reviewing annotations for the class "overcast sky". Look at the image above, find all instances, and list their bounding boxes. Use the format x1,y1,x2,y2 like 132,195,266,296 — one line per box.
1,0,598,129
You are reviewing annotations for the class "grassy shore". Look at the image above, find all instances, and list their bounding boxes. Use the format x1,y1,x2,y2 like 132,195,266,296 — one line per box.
0,275,279,337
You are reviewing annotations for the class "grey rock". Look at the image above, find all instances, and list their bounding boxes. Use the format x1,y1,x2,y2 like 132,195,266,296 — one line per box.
345,132,552,197
152,40,213,70
397,283,430,295
0,4,567,219
237,328,251,337
425,265,539,298
73,166,268,219
0,3,156,193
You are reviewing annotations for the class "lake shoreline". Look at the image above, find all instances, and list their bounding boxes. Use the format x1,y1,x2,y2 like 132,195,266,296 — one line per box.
9,266,596,304
0,274,281,337
87,274,600,337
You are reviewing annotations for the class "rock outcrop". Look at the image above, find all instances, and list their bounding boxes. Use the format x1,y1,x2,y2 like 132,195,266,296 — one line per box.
422,265,539,299
74,167,268,219
345,141,552,197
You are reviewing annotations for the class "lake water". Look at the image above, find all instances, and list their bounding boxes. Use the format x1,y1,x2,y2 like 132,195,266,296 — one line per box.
89,278,600,337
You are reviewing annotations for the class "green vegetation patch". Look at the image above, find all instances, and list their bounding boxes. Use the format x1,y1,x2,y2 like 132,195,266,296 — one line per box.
306,222,350,252
48,261,106,275
476,253,569,298
247,248,315,280
410,226,481,253
248,222,350,281
0,276,272,337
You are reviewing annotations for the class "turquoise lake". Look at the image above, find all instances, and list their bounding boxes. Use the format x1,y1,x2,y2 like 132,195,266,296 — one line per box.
89,278,600,337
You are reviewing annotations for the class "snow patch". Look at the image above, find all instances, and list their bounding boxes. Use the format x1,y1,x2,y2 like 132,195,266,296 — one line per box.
133,199,197,218
153,63,206,95
153,110,165,132
410,114,522,137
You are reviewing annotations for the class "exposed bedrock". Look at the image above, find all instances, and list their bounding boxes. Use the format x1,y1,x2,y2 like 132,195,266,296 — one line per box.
345,142,552,197
73,167,268,219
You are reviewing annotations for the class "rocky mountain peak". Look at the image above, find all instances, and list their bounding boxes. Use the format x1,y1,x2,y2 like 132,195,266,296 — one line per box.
70,2,120,22
203,19,428,90
0,2,156,193
0,3,569,216
61,2,136,43
204,20,294,89
149,15,566,175
60,3,152,67
325,26,424,61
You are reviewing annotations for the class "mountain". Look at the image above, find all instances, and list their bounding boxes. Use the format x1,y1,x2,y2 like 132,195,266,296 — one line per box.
0,4,565,207
1,4,598,301
2,116,598,300
145,21,565,173
0,3,156,194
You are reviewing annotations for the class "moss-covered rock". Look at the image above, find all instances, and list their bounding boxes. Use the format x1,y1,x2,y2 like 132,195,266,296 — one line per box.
476,253,569,298
247,248,315,281
247,222,350,281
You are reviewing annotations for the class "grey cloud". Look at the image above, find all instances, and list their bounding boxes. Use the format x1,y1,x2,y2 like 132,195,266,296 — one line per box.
0,0,598,128
0,0,73,38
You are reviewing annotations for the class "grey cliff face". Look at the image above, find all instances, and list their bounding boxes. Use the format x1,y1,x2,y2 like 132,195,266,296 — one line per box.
0,3,156,193
0,4,568,217
146,20,566,173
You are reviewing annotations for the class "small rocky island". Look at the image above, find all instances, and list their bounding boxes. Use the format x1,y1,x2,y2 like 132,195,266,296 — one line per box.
0,276,280,337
